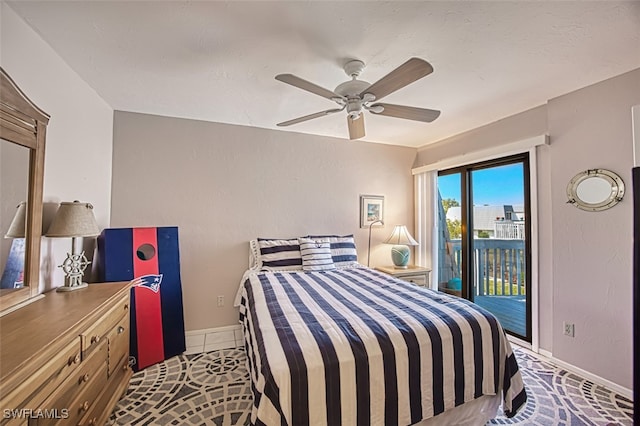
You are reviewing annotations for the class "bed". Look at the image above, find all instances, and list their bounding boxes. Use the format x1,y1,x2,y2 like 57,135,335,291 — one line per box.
235,236,526,426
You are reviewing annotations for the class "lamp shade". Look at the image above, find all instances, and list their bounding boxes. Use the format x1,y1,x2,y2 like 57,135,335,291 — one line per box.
383,225,418,246
46,201,100,237
4,201,26,238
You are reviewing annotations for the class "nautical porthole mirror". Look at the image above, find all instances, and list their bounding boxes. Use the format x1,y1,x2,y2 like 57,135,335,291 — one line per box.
566,169,625,212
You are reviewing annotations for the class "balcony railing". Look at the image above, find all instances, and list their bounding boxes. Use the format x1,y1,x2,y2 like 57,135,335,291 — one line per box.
443,239,526,296
494,220,525,239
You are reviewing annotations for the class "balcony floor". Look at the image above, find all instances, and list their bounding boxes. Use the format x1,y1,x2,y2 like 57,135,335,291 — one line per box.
474,295,527,337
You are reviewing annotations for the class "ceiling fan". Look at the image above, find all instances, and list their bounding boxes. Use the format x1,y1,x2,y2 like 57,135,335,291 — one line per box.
275,57,441,140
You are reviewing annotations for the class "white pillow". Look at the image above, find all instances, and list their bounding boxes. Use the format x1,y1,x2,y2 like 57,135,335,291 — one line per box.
298,238,336,271
306,234,358,267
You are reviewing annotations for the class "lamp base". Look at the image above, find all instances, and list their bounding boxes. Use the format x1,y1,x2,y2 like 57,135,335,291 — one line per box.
57,282,88,292
57,249,91,292
391,245,411,268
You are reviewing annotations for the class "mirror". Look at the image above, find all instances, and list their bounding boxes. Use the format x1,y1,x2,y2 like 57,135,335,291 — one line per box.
1,142,30,289
566,169,625,212
0,67,48,314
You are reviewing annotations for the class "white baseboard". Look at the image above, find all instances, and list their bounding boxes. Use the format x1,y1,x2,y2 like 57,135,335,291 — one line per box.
185,324,242,336
524,348,632,400
185,325,242,355
537,348,552,358
507,334,531,350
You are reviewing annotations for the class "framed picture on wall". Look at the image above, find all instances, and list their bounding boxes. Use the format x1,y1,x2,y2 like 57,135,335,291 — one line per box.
360,195,384,228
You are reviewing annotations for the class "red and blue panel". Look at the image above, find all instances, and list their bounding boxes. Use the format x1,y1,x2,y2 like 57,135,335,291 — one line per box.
97,227,186,371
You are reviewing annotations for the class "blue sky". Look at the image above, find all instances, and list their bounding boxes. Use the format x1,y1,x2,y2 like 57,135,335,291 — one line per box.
438,163,525,206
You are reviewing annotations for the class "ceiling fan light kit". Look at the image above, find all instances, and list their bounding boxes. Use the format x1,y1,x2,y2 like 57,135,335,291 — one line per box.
275,57,441,140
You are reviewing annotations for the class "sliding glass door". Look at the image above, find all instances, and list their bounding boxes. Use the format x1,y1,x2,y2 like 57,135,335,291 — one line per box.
437,154,531,341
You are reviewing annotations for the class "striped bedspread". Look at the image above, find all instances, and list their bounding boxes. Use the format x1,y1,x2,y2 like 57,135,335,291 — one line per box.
237,267,526,426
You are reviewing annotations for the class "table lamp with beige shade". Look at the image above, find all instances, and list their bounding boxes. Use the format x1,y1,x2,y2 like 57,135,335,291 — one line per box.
46,201,100,291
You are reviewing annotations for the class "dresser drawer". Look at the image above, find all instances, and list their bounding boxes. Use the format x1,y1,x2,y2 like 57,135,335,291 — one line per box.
401,274,427,286
1,416,27,426
62,360,108,426
32,341,107,426
32,360,108,426
0,339,81,414
107,314,130,376
77,358,131,426
81,293,129,356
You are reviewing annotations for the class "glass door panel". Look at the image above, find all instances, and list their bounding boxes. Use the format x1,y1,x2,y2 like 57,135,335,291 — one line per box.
470,162,528,339
437,172,463,295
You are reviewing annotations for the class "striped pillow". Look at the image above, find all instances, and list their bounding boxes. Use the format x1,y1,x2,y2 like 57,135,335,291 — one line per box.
249,239,260,269
257,238,303,271
298,238,336,271
306,234,358,267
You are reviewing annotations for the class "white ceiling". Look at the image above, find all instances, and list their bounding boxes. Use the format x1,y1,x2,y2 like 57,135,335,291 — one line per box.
7,1,640,148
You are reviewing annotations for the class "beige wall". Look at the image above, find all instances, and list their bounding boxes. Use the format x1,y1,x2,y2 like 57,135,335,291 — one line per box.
414,68,640,391
413,105,548,168
547,68,639,390
1,4,114,292
111,112,417,330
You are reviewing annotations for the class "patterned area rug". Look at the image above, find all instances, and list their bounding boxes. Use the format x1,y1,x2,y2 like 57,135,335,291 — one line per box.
489,348,632,426
108,347,633,426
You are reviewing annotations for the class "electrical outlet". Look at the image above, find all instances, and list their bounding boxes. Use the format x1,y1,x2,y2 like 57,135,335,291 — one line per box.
563,322,575,337
217,295,225,307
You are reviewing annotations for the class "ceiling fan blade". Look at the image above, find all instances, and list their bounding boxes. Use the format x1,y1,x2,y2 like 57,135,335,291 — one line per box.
370,103,441,122
359,58,433,101
277,108,343,127
348,114,365,140
275,74,340,100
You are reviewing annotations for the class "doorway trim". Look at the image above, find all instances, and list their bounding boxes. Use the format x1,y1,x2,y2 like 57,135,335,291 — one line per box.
413,137,544,351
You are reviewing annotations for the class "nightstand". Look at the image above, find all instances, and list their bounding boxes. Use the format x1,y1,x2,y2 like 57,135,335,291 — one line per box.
375,265,431,287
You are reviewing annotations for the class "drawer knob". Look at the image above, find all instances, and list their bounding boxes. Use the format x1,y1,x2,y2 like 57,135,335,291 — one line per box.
81,373,90,383
90,335,100,344
124,304,129,311
117,326,125,334
68,354,80,366
88,417,97,425
123,364,129,372
81,401,90,412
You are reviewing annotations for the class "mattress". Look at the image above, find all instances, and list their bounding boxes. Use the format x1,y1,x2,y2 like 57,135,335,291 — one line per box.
237,266,526,425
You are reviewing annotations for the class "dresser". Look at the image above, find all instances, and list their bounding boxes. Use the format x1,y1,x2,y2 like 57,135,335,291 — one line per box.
0,282,132,425
375,265,432,287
